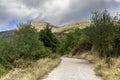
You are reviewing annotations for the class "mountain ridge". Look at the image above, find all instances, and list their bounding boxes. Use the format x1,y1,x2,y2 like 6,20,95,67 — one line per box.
0,21,91,38
31,21,91,33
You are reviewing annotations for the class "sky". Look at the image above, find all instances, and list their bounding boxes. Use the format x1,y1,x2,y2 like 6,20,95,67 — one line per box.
0,0,120,31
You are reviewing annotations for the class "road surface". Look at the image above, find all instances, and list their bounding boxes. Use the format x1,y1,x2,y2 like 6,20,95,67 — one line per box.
42,57,102,80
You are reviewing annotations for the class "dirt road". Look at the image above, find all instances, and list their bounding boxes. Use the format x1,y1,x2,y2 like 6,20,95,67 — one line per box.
42,57,102,80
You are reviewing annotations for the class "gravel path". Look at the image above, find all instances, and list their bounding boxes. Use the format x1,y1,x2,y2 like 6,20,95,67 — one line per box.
42,57,102,80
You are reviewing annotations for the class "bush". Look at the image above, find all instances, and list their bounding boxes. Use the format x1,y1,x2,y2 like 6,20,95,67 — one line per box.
39,25,60,52
63,28,83,53
0,38,16,69
0,24,60,76
62,28,92,55
14,24,47,59
88,10,115,57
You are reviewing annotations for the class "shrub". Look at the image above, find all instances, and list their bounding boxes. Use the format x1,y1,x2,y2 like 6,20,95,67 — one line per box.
14,24,45,59
39,25,60,52
88,10,115,57
0,38,16,69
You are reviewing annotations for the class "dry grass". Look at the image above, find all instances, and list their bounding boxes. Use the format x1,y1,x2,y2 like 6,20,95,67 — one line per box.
71,52,120,80
31,21,91,33
0,58,61,80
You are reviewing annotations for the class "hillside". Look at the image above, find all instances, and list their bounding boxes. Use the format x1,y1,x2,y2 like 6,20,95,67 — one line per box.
31,21,91,33
0,21,91,38
0,30,14,38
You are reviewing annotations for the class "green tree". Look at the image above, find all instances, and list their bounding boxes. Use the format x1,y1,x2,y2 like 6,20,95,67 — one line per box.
89,10,115,57
0,37,16,69
14,24,44,59
67,28,82,47
113,20,120,56
63,28,84,54
39,24,59,52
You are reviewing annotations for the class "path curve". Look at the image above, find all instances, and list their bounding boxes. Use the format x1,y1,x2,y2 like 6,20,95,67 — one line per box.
42,57,102,80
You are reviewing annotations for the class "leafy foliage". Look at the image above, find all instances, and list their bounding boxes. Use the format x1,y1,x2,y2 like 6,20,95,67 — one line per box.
60,10,120,58
88,10,119,57
60,28,92,55
112,21,120,56
14,24,44,59
39,24,60,52
0,24,60,76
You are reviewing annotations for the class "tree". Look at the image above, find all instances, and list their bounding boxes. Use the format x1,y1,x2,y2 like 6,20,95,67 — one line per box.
113,20,120,56
0,38,16,69
89,10,115,57
62,28,84,54
14,24,44,59
39,24,59,52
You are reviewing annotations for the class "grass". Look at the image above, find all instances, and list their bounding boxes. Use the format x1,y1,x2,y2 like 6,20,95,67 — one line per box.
0,65,8,76
0,58,61,80
68,52,120,80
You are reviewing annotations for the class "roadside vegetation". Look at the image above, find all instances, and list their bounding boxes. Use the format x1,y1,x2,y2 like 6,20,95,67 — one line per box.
60,10,120,80
71,52,120,80
0,24,60,79
0,58,60,80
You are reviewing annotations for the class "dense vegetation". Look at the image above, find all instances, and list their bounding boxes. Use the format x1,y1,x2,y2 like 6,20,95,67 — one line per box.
39,24,60,52
0,24,60,76
60,10,120,58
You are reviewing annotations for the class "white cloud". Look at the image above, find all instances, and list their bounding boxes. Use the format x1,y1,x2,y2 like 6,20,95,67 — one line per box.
0,0,120,28
114,0,120,2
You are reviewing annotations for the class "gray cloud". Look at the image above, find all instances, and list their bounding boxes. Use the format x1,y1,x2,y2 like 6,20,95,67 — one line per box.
55,0,120,25
0,0,120,28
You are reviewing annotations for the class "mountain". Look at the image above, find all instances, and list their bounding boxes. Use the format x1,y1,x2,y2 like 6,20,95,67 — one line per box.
0,21,91,38
31,21,91,33
0,30,14,39
31,22,57,31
